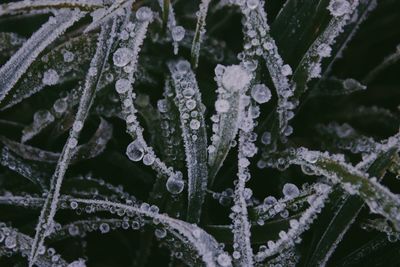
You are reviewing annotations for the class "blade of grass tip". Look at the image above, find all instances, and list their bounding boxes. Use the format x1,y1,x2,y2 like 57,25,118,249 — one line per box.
0,9,85,104
28,20,117,267
168,60,208,224
191,0,211,68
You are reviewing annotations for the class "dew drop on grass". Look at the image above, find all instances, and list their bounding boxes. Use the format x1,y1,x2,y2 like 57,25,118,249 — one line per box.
99,223,110,234
282,183,300,199
172,26,185,42
136,7,153,22
328,0,351,17
126,140,144,162
113,48,134,67
251,84,271,104
115,78,132,94
42,69,59,85
222,65,251,92
166,172,184,194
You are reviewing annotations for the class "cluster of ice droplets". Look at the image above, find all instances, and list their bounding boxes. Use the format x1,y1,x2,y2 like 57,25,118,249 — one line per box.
42,69,59,85
166,171,184,194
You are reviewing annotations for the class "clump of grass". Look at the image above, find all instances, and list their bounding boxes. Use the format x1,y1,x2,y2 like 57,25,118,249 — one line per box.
0,0,399,266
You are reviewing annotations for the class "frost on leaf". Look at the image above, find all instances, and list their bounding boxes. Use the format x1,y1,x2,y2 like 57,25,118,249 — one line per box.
208,64,252,182
0,9,85,104
168,60,208,223
29,20,117,267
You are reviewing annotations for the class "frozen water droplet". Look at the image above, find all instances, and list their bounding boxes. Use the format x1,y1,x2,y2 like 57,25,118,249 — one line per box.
222,65,251,92
68,225,79,236
282,183,300,199
185,99,196,110
113,48,134,67
68,138,78,148
155,228,167,238
53,98,68,113
42,69,59,85
126,140,144,162
115,78,132,94
172,26,186,42
251,84,271,104
70,201,78,209
166,172,184,194
215,99,230,113
282,64,293,76
63,50,75,62
261,131,271,145
176,60,191,74
157,99,168,113
99,223,110,233
190,119,200,130
4,235,16,249
143,153,155,166
73,121,83,132
136,7,153,22
182,88,195,98
246,0,259,10
34,109,54,123
217,253,232,267
328,0,351,17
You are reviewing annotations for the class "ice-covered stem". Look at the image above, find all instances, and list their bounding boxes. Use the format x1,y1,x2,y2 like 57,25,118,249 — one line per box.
28,20,117,267
232,118,256,266
291,0,361,101
223,64,260,266
254,183,331,262
238,0,294,140
191,0,211,68
168,60,208,223
114,9,182,183
0,224,70,266
0,9,85,104
0,0,103,16
363,44,400,84
293,146,400,230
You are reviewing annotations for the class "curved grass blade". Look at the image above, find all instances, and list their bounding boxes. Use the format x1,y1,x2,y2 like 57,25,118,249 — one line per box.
0,9,86,105
168,60,208,223
29,20,117,266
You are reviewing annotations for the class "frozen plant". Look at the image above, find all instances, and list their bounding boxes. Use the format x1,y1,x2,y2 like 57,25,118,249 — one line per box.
0,0,399,266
